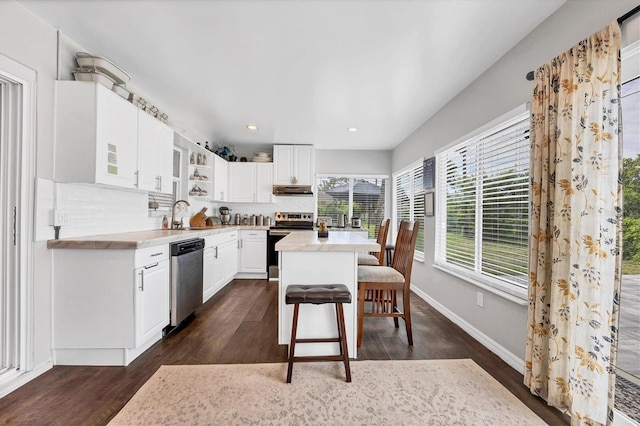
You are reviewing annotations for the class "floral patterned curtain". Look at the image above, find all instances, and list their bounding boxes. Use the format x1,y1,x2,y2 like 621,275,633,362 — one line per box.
525,22,622,426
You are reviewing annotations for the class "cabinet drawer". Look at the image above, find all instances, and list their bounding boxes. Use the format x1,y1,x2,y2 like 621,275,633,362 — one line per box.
135,245,169,267
241,230,266,240
206,230,238,247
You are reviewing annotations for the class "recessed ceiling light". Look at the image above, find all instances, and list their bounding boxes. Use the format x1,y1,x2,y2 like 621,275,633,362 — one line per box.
246,124,259,131
347,127,358,132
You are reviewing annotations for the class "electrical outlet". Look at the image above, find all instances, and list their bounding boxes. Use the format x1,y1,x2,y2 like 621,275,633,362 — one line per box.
476,292,484,308
51,209,71,226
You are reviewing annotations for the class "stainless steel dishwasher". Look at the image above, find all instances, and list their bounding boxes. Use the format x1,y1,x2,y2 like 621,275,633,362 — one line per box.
169,238,205,327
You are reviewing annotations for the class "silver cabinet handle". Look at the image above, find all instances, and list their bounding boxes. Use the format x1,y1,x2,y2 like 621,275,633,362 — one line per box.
139,269,144,291
144,262,159,269
150,252,163,257
215,246,219,259
134,170,139,188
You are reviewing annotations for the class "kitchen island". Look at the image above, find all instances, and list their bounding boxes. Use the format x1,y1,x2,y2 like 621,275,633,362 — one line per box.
276,231,379,358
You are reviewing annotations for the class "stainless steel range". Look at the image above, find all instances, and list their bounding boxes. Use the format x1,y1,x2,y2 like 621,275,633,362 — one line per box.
268,212,314,269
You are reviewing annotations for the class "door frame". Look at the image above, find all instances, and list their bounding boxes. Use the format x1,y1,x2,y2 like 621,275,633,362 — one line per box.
0,53,37,395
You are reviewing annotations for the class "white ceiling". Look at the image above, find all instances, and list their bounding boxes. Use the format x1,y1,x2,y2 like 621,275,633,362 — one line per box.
19,0,564,150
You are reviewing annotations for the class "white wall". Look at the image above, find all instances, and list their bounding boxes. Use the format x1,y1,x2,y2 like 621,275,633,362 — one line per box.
316,149,391,176
0,0,58,375
391,0,639,363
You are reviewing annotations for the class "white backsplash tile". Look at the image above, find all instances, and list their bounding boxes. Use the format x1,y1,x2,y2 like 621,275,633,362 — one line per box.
214,196,315,222
36,181,317,240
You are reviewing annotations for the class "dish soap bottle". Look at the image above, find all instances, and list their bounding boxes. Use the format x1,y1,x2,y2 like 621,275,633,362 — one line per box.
162,215,169,229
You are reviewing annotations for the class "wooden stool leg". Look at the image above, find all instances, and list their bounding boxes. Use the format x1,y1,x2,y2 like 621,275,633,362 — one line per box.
335,304,343,357
336,303,351,382
286,304,300,383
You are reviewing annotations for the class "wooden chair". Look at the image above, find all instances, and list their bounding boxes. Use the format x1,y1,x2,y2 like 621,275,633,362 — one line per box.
356,220,420,347
357,218,390,266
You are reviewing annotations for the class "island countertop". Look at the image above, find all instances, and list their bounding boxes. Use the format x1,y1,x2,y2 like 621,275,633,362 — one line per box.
275,230,379,252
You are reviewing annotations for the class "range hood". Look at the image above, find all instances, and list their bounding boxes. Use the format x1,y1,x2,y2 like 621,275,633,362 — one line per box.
273,185,314,196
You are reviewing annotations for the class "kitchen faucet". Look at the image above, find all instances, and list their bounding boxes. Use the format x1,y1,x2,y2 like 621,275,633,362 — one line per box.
171,199,190,229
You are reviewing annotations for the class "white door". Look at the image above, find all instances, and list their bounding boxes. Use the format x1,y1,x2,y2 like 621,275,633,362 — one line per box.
212,155,228,202
95,85,138,188
135,260,170,346
203,246,216,302
239,232,267,273
228,163,256,202
255,163,273,203
137,112,173,193
273,145,294,185
220,239,238,282
293,145,315,185
0,54,36,391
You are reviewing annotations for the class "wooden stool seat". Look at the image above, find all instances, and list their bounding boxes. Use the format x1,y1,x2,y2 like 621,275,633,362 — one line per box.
285,284,352,383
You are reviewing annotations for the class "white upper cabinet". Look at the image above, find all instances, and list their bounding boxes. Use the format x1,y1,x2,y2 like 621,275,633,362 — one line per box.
136,110,173,193
255,162,273,203
212,154,228,202
273,145,315,186
228,162,273,203
228,162,256,202
55,81,138,188
54,81,173,194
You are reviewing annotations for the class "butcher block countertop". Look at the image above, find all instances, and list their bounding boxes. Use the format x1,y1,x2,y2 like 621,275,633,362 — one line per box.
47,225,269,250
275,230,379,252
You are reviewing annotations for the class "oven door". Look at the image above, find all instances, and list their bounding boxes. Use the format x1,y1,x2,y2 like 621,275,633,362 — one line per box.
268,229,290,267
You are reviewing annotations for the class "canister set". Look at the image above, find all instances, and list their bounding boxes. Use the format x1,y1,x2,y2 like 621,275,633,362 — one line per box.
234,213,271,226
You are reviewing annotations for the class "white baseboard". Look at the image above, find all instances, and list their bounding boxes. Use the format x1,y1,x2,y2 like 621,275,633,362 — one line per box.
0,361,53,399
411,284,525,374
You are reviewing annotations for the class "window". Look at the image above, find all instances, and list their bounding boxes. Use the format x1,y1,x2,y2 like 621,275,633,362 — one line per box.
392,160,424,257
316,176,387,239
435,108,530,298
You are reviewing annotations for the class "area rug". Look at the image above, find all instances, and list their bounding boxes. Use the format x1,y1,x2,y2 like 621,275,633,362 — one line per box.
109,359,545,425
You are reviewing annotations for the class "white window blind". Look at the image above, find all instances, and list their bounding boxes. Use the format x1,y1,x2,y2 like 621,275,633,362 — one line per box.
435,112,530,297
393,161,424,255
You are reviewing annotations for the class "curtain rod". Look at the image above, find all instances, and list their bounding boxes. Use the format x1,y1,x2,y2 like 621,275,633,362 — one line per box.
526,6,640,81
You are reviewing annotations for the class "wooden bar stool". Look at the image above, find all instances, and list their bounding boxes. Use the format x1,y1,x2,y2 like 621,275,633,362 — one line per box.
285,284,352,383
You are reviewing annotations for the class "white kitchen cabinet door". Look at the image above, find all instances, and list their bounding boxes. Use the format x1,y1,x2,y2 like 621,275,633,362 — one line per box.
273,145,295,185
220,238,239,283
238,230,267,273
293,145,315,185
212,154,228,202
255,163,273,203
203,246,216,303
55,81,138,189
272,145,315,186
137,111,174,193
228,162,273,203
134,259,170,346
228,163,256,202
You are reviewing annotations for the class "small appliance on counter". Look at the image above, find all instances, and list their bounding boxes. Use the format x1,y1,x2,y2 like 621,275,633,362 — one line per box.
351,216,361,228
337,214,346,228
219,206,231,225
317,216,332,228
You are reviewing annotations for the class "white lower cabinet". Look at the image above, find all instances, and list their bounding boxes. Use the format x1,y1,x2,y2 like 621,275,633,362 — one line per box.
52,245,170,366
203,230,238,303
237,230,267,278
135,257,170,345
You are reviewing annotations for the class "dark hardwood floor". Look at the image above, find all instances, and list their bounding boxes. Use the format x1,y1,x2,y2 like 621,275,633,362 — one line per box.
0,279,568,425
